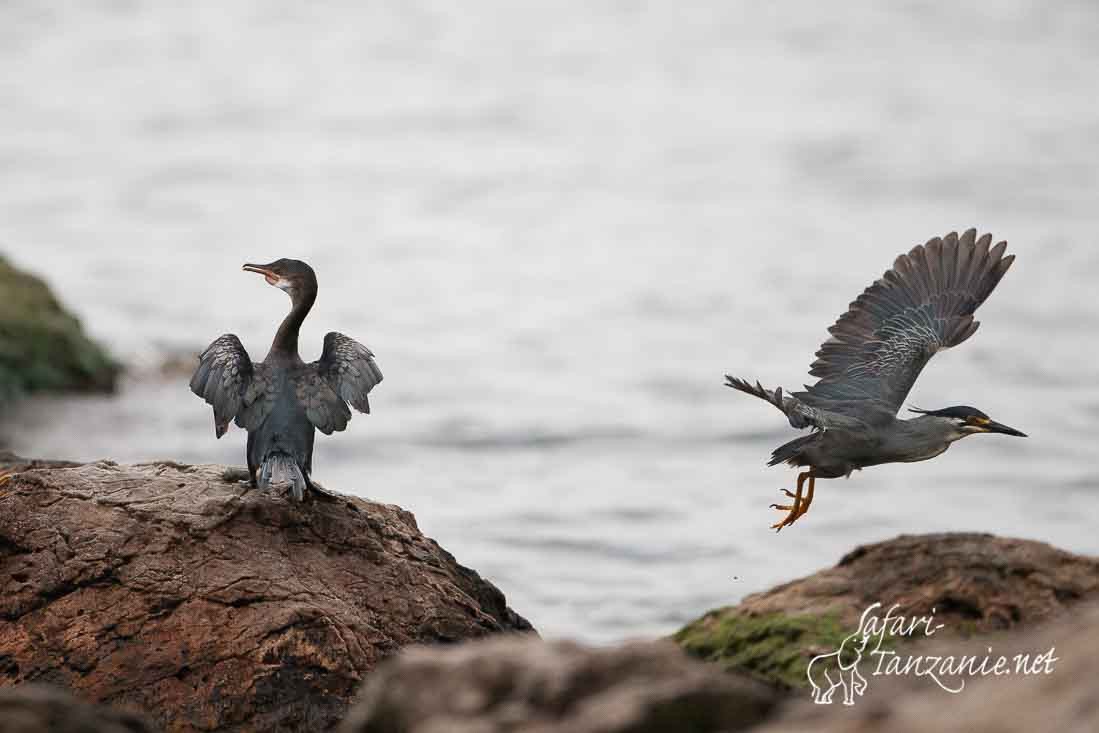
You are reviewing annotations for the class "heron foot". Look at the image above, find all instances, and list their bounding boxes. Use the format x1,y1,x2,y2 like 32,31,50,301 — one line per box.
0,472,11,488
769,473,815,532
770,504,803,531
769,491,797,512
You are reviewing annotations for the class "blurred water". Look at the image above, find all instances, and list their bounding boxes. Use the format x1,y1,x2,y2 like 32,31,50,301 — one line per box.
2,1,1098,641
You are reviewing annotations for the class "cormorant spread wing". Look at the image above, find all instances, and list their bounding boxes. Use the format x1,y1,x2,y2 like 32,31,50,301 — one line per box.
297,331,383,435
190,334,276,438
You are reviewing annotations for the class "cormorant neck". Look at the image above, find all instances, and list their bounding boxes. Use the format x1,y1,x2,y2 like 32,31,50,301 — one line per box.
271,286,316,358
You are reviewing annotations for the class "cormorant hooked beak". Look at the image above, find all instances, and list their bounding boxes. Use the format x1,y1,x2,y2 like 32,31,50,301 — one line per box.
243,263,280,286
979,419,1027,437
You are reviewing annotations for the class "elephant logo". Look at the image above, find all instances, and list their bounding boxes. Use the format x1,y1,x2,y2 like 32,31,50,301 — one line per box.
806,603,885,705
805,602,1058,703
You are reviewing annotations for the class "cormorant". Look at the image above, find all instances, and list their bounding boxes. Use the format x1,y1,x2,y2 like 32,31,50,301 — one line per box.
190,259,382,500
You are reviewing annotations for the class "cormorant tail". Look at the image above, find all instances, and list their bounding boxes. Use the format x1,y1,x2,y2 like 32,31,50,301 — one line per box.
257,452,307,502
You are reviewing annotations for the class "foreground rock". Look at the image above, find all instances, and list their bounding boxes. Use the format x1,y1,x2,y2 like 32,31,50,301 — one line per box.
0,459,532,731
0,254,119,399
756,601,1099,732
0,684,154,733
675,533,1099,689
340,637,778,733
338,533,1099,733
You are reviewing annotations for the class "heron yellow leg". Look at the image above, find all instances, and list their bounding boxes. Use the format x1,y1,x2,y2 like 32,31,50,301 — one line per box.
0,472,12,488
770,471,811,531
796,474,816,518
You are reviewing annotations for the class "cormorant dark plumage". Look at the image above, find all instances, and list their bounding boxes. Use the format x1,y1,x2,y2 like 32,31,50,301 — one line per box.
725,230,1026,531
190,259,382,500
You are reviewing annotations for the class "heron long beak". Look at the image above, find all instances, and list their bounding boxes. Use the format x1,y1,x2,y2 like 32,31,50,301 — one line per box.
983,420,1027,437
243,263,279,286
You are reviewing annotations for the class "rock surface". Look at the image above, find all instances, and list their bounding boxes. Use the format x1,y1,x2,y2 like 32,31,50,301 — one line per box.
0,254,119,399
756,600,1099,733
338,533,1099,733
340,637,778,733
0,459,532,731
675,533,1099,689
0,684,154,733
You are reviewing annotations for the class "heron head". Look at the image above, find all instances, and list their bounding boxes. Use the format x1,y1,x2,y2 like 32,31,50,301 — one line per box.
909,406,1027,438
242,259,317,302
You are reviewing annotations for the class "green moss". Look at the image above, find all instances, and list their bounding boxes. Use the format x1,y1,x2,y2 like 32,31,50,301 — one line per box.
674,608,887,690
0,253,119,399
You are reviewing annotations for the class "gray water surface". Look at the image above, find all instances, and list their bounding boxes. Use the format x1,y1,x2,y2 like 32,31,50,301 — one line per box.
2,1,1098,641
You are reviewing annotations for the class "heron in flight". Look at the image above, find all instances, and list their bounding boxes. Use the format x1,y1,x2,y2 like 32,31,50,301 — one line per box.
190,259,382,500
726,229,1026,531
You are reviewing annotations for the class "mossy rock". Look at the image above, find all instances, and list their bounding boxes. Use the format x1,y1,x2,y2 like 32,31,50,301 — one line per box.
0,253,119,399
674,608,893,690
674,534,1099,693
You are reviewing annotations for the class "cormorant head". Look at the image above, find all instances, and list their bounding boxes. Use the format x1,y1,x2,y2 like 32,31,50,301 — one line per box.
242,259,317,302
909,405,1027,438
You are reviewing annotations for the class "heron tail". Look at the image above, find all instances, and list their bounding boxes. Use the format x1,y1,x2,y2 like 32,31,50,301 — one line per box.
769,433,819,467
257,451,307,502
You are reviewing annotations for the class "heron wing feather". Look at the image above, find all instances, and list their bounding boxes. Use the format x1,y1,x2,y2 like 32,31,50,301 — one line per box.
724,375,872,432
800,229,1014,413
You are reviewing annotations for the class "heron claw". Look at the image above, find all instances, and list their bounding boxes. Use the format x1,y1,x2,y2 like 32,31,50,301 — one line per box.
769,472,815,532
770,509,801,532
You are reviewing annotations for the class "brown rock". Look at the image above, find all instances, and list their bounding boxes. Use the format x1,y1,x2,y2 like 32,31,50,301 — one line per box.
738,533,1099,631
675,533,1099,690
339,637,778,733
0,684,154,733
0,459,532,732
340,534,1099,733
756,601,1099,733
0,451,82,474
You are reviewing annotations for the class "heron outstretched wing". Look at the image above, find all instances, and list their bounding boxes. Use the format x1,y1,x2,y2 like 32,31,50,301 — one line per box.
724,376,879,432
190,334,276,437
725,377,829,430
298,331,383,434
798,229,1014,414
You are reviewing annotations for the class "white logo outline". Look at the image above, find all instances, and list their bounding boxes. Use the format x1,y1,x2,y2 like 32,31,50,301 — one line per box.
805,601,1058,705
